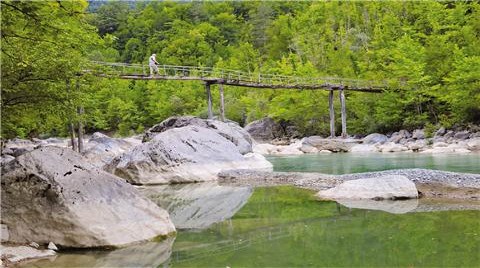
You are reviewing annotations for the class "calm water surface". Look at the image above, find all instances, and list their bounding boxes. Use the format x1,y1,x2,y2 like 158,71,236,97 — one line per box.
267,152,480,174
26,186,480,268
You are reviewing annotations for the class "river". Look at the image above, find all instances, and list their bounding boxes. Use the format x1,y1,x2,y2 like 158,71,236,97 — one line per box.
23,153,480,267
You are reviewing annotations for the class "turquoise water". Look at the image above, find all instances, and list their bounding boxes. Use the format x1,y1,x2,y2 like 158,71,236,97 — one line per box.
26,186,480,268
267,153,480,174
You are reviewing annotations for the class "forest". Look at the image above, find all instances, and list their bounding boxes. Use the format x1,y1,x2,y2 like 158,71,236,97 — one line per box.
2,0,479,138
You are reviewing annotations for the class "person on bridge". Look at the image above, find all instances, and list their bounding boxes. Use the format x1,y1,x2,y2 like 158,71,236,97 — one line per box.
149,53,159,76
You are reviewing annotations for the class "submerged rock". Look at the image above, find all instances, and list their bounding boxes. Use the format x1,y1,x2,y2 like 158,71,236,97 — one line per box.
317,175,418,200
1,147,175,248
144,116,252,154
139,183,253,229
106,126,272,185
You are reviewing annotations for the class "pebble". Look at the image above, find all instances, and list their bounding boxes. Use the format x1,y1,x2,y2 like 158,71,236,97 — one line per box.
47,242,58,251
29,242,39,249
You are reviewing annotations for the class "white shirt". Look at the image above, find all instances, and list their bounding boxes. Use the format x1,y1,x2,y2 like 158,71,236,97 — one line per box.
149,55,157,66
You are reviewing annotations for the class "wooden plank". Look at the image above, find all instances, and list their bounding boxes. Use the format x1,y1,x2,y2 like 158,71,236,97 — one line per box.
219,84,225,122
329,89,335,138
340,88,347,138
96,75,383,92
205,82,213,119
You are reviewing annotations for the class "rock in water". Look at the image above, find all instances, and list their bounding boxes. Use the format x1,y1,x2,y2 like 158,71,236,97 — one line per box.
317,175,418,200
1,147,175,248
106,126,272,185
143,116,252,154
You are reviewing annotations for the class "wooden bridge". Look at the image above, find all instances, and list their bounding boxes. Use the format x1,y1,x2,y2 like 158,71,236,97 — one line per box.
91,61,386,138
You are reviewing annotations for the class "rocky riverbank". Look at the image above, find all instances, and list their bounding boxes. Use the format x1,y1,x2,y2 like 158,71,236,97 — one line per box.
244,118,480,155
219,168,480,200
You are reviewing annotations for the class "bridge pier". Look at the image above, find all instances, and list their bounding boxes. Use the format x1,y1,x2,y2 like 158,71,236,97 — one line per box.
219,84,225,122
205,82,213,119
340,87,347,138
329,89,335,138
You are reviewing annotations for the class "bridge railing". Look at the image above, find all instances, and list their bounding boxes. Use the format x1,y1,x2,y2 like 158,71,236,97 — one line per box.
90,61,385,89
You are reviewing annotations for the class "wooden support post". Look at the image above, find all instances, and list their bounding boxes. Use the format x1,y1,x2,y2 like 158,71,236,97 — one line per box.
329,89,335,138
205,82,213,119
219,84,225,122
76,80,84,153
340,87,347,138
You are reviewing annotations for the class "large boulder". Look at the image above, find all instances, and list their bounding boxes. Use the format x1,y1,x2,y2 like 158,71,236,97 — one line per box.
350,144,379,153
302,136,359,152
317,175,418,200
139,183,253,229
244,117,284,142
454,131,470,140
412,129,425,139
83,132,141,168
1,147,175,248
362,133,388,144
106,126,272,185
378,142,409,152
388,130,411,143
144,116,252,154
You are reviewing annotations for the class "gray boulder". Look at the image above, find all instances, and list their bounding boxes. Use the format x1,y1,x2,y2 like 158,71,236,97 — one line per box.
454,131,470,140
388,130,411,143
435,127,446,137
83,132,140,168
362,133,388,144
302,136,359,152
139,183,253,229
144,116,252,154
244,117,284,142
444,130,455,139
412,129,425,139
1,147,175,248
317,175,418,200
106,126,272,185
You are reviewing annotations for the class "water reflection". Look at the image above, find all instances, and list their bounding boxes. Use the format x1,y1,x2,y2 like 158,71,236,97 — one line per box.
335,199,419,214
24,237,174,268
138,182,253,229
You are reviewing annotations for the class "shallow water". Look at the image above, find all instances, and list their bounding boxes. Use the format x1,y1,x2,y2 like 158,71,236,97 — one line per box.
25,186,480,268
267,152,480,174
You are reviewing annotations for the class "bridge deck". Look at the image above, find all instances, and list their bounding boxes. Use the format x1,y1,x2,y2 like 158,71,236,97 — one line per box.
92,61,385,92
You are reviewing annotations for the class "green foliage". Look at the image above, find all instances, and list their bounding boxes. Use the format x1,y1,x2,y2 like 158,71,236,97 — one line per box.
2,1,479,138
